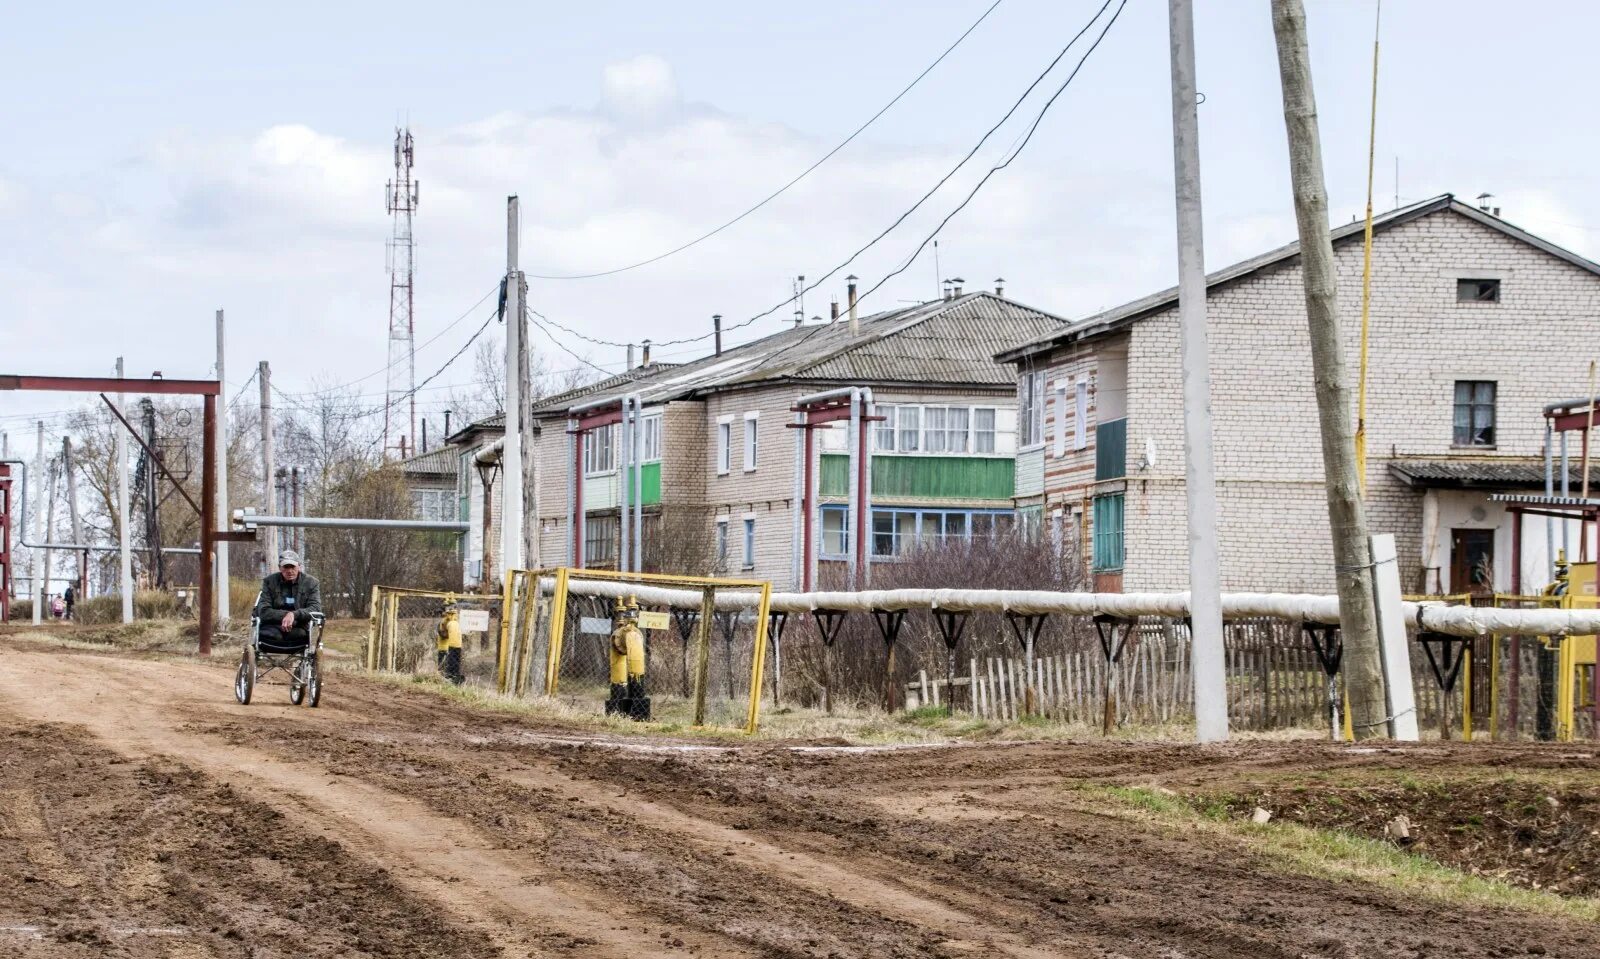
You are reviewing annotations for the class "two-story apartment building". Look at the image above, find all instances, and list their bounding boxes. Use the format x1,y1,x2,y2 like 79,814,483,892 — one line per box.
519,290,1068,589
998,195,1600,595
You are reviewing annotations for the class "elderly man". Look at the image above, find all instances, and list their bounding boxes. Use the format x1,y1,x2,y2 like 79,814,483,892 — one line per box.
253,550,323,650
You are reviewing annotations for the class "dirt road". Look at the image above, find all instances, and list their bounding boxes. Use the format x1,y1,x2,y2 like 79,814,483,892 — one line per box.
2,641,1595,958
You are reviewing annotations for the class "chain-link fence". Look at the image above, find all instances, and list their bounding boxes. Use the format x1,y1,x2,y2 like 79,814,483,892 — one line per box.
367,586,505,689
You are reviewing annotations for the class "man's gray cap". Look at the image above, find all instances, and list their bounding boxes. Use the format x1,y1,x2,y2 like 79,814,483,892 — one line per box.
278,550,302,568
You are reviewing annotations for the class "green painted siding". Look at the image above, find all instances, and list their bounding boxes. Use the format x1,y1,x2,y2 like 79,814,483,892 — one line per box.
624,462,662,507
821,454,1014,501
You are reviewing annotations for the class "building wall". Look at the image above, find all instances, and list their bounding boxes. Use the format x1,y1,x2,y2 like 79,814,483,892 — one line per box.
1039,208,1600,592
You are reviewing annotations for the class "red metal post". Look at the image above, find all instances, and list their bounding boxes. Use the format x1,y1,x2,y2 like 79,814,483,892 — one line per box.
0,464,11,622
855,415,869,582
198,393,215,656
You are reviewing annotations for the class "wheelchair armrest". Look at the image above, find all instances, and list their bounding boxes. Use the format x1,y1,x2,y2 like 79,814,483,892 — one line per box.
308,612,326,625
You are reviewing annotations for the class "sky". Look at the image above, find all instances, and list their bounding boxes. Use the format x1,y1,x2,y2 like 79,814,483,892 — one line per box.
3,0,1599,446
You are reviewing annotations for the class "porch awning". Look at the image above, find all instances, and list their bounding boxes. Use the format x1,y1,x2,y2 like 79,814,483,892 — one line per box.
1388,459,1600,490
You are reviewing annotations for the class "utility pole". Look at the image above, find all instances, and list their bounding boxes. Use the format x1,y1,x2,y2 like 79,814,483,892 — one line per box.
31,421,43,624
1272,0,1387,737
116,357,133,622
139,398,166,588
501,195,525,574
42,455,58,614
63,436,86,598
215,309,229,624
259,361,276,572
1168,0,1228,743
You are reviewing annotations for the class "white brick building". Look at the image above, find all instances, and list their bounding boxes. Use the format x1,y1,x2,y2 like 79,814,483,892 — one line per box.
997,195,1600,595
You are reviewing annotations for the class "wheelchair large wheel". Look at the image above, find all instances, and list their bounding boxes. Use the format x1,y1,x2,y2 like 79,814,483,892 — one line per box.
305,650,323,708
235,648,256,705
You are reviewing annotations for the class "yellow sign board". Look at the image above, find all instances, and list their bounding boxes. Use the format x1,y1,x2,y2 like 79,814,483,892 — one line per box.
637,610,671,631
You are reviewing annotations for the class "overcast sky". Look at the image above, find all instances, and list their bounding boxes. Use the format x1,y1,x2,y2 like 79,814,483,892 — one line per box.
4,0,1598,440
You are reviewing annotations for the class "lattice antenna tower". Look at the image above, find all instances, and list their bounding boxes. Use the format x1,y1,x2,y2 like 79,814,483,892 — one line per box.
385,126,420,458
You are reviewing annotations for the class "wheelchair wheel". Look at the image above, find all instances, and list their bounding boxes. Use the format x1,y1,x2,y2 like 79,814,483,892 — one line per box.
289,672,305,705
306,651,322,708
234,648,255,705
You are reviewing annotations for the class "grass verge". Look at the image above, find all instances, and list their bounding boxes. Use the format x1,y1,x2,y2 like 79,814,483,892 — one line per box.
1078,784,1600,923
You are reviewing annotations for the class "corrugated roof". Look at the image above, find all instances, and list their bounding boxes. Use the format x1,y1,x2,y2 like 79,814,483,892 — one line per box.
528,292,1067,416
998,195,1600,363
1389,459,1600,489
446,364,684,441
400,446,458,476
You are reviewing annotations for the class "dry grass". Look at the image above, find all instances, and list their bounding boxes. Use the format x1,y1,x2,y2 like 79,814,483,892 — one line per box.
1078,784,1600,923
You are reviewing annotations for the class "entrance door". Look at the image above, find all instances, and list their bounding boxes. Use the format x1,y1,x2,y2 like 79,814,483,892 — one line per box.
1450,528,1495,596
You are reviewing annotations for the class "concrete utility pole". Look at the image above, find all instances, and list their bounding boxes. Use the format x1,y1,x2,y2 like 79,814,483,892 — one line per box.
1272,0,1388,738
63,437,86,598
116,358,133,622
1168,0,1228,743
259,360,276,572
42,455,58,612
31,421,44,624
501,195,525,574
215,309,230,624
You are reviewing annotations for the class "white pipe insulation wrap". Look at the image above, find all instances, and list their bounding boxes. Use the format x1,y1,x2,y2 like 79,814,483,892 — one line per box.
533,578,1600,638
474,438,505,465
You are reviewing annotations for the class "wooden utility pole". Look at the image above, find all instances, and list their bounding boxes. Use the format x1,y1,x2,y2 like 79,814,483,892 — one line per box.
1272,0,1388,738
63,437,86,598
501,195,524,575
259,360,277,572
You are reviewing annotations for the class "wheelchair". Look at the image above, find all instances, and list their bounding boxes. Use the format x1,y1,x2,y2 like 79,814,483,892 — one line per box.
235,608,326,707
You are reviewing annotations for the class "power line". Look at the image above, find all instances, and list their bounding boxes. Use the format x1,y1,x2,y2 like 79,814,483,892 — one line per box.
518,0,1115,353
856,0,1127,309
226,367,259,411
528,0,1006,281
527,310,615,376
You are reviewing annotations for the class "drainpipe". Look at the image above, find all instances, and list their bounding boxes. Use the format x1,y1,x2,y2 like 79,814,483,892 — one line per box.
1561,432,1571,556
791,410,805,589
859,386,875,586
619,398,631,575
846,392,860,589
630,394,643,571
566,420,578,566
1545,418,1555,578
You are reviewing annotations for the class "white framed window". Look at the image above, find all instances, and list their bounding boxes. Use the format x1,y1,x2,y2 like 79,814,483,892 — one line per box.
742,517,755,569
946,406,969,453
1052,385,1067,457
642,413,662,462
1073,381,1089,451
411,488,453,522
584,425,616,476
743,412,759,471
716,416,732,474
821,506,849,557
873,405,896,451
1019,371,1046,448
923,406,947,453
714,519,729,570
897,405,921,453
973,408,997,454
819,421,847,452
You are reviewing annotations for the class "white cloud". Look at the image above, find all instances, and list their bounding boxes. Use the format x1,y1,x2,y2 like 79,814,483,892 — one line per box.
601,54,680,117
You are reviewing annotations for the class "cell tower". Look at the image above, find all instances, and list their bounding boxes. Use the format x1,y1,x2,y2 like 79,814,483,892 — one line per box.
385,127,420,458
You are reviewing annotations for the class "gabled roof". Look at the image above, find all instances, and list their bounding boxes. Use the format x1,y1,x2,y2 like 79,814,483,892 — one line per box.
529,292,1068,417
997,194,1600,363
399,446,458,477
444,364,683,443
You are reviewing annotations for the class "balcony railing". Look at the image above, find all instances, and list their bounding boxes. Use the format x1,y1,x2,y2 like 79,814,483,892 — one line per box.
1095,417,1127,481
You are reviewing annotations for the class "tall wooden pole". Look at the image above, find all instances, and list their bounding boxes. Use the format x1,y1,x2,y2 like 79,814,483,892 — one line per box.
259,361,277,572
1272,0,1387,737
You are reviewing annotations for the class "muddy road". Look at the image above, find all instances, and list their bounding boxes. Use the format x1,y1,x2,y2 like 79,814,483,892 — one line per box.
1,641,1595,958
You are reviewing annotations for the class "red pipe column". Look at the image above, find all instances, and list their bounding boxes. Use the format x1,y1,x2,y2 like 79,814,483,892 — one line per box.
198,393,216,656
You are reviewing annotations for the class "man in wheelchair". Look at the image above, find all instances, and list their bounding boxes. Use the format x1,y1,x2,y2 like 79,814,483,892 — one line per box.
254,549,322,651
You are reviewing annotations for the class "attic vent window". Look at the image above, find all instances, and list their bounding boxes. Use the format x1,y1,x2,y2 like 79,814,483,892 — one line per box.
1457,278,1501,302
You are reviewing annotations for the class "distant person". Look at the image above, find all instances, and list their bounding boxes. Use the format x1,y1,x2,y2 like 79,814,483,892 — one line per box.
252,551,323,649
63,584,76,621
50,594,65,619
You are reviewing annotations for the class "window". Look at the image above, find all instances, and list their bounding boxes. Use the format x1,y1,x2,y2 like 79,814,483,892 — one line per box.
1052,385,1067,457
924,407,947,453
584,516,618,566
1073,381,1089,451
1019,371,1046,448
411,488,453,522
897,406,921,452
642,413,662,462
714,520,729,570
866,507,1015,557
716,417,732,474
973,408,997,453
742,518,755,569
743,413,759,471
946,407,969,453
457,451,472,521
584,425,615,475
1457,278,1501,303
1453,381,1496,446
819,422,847,453
821,506,849,558
873,405,896,451
1092,494,1124,571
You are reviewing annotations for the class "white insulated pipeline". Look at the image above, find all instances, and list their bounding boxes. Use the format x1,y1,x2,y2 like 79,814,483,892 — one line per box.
536,578,1600,640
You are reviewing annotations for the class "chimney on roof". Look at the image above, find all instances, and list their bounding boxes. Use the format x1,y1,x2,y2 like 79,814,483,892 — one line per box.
627,343,636,369
830,298,840,322
846,276,859,335
994,277,1005,297
444,410,452,436
713,314,723,356
951,277,964,298
642,339,652,366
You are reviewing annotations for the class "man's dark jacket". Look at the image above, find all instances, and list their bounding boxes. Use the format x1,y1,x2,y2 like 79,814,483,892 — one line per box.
253,572,323,628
